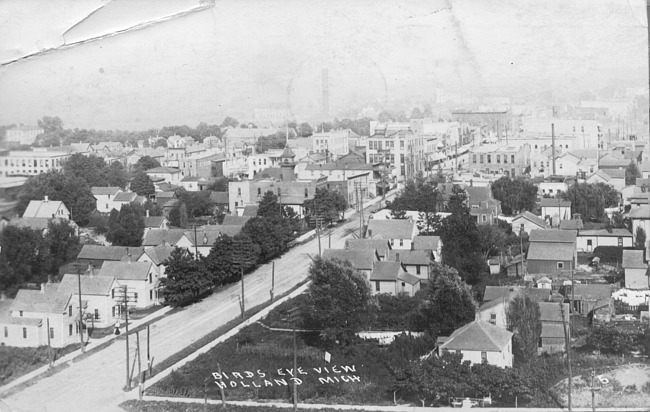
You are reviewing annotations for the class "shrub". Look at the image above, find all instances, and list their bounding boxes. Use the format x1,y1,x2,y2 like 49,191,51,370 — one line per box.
585,327,636,356
593,246,636,264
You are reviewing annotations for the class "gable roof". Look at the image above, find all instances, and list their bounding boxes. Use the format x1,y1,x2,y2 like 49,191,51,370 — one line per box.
222,215,252,226
529,229,577,243
77,245,144,262
558,219,583,230
569,284,613,301
527,242,575,261
541,323,566,339
579,228,632,238
512,211,547,228
11,284,70,314
23,199,68,219
98,261,153,280
388,249,433,266
142,228,186,247
366,219,416,240
58,273,115,296
345,239,391,256
539,198,571,208
322,249,378,270
143,216,167,228
141,244,176,266
91,187,122,196
412,235,441,251
538,302,569,322
113,192,138,203
370,261,405,281
465,186,492,205
439,320,513,352
622,249,646,269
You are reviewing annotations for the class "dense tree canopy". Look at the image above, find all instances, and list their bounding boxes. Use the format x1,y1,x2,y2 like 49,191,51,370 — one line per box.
625,161,641,186
106,204,145,246
421,263,477,336
506,294,542,365
176,189,214,218
306,256,377,344
491,176,538,215
159,248,211,307
134,156,161,172
130,172,155,197
303,187,348,226
17,170,96,226
559,182,620,222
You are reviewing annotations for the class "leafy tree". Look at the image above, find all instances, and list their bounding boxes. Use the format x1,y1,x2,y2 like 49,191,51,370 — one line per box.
17,170,96,226
306,256,376,344
45,220,81,277
63,153,108,187
0,226,51,297
134,155,161,172
374,294,426,331
106,204,145,246
102,161,128,188
130,172,155,197
491,176,538,215
422,263,476,336
35,116,67,146
176,189,213,218
506,294,542,365
206,177,230,192
477,225,507,260
303,188,348,226
160,248,211,307
586,327,635,355
221,116,239,128
625,161,641,186
242,217,286,262
257,191,283,219
142,200,163,217
559,182,620,222
635,227,646,250
298,122,313,137
168,202,188,228
202,233,260,286
435,185,486,284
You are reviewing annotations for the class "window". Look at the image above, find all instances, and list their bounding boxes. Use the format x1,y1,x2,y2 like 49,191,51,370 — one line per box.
496,155,501,163
111,289,115,299
149,273,152,284
479,155,484,163
94,309,99,320
375,281,380,292
400,154,405,163
23,328,27,339
482,215,487,222
490,313,496,325
304,188,309,198
3,327,7,338
557,262,564,269
399,239,404,247
19,311,23,317
390,239,395,246
400,140,404,149
105,203,109,209
68,305,72,316
50,327,54,339
150,290,153,300
587,239,592,246
618,237,623,247
134,293,138,301
456,350,461,354
472,155,477,163
487,155,491,163
416,266,421,275
504,155,508,164
257,188,261,196
237,188,241,196
481,351,487,363
401,282,406,288
511,155,515,163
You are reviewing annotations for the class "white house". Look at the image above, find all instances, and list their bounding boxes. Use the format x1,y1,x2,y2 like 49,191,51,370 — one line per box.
437,320,514,368
387,250,432,281
91,187,123,213
22,196,70,220
138,244,175,278
98,261,159,309
366,218,418,250
113,192,147,211
2,284,79,348
478,298,509,329
622,249,649,290
322,249,379,279
368,261,421,296
512,211,547,236
577,228,633,252
412,235,443,262
146,167,182,185
57,270,118,329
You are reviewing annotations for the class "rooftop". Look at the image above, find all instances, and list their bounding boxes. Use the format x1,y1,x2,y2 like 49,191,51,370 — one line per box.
98,261,152,281
77,245,144,262
529,229,577,243
513,211,547,228
387,249,433,266
540,198,572,208
527,242,575,261
23,199,67,219
91,187,122,196
322,249,378,270
439,320,513,352
412,235,441,251
366,219,415,240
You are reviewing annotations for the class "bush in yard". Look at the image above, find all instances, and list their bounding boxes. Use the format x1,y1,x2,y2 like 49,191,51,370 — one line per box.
592,246,635,265
585,327,636,355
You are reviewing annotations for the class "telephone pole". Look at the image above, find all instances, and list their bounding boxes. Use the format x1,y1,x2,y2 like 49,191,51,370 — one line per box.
560,302,572,411
77,264,85,354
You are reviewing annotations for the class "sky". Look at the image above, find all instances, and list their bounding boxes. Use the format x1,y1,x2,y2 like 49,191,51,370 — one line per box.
0,0,647,130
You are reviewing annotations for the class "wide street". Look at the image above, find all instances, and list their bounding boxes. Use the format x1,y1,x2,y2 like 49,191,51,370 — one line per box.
1,197,389,412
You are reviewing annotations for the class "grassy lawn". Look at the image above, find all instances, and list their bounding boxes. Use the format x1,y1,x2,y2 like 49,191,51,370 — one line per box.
0,344,78,386
121,400,387,412
147,322,401,405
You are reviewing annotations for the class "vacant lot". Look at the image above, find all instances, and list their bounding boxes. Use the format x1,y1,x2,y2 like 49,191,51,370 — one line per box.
0,344,77,385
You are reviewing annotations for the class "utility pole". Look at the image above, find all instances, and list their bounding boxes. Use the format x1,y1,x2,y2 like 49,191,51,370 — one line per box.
193,224,199,259
560,302,572,411
589,370,600,412
77,265,85,354
46,318,53,367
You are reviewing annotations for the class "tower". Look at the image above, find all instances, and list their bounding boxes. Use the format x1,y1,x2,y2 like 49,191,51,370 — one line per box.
279,146,297,182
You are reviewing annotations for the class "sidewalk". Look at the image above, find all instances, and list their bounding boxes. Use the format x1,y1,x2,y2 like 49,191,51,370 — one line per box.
0,305,173,396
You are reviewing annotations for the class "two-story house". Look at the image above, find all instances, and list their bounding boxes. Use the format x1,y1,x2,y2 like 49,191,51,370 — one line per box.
366,218,417,249
91,187,124,214
98,261,159,309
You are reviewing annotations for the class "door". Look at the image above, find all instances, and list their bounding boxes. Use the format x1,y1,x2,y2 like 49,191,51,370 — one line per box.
587,239,592,252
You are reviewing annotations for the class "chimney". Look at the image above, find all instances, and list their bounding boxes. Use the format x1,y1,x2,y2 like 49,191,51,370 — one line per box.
40,283,45,294
395,253,400,262
44,195,49,202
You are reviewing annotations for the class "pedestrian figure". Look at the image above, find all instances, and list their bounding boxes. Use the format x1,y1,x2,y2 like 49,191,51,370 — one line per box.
114,321,121,335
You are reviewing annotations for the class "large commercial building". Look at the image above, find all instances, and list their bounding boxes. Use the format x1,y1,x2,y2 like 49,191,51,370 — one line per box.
0,150,70,178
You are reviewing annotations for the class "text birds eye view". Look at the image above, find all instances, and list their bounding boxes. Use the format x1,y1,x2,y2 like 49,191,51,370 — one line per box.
0,0,649,411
